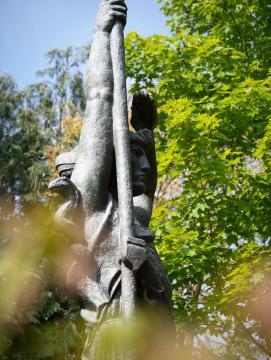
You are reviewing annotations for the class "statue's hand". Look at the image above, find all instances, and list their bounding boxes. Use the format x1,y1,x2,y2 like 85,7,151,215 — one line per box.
95,0,127,33
136,129,154,148
131,90,158,131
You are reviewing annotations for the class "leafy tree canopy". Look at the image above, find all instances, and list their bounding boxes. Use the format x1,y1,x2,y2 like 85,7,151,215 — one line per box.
125,0,271,357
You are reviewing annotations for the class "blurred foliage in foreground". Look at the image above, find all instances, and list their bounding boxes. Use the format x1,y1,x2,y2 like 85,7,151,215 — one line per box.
1,0,271,358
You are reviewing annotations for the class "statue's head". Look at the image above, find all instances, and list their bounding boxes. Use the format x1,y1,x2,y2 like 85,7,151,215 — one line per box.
129,90,157,197
55,129,152,197
129,129,152,196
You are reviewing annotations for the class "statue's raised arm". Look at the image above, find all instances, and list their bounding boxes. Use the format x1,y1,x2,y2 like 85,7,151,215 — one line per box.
71,0,127,214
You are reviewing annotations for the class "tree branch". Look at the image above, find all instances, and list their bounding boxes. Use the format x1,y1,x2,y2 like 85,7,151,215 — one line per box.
234,313,271,357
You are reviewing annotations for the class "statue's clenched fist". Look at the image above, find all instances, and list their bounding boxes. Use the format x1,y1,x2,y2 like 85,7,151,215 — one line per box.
95,0,127,33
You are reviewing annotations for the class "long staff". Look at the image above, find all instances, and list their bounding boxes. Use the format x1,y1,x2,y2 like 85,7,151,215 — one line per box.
110,18,136,319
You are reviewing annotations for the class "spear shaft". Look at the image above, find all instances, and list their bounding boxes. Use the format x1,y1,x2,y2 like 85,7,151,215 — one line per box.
110,20,136,319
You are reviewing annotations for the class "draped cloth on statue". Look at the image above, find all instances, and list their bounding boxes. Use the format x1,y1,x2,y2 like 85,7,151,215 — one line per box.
67,192,171,358
67,193,122,314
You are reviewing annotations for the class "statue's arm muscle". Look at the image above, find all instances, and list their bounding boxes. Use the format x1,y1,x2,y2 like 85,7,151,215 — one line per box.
71,28,113,213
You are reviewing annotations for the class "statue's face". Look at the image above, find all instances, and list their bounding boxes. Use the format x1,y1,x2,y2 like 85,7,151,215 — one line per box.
131,144,150,196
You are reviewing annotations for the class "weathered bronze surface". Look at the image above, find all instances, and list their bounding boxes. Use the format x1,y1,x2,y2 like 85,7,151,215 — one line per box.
49,0,172,357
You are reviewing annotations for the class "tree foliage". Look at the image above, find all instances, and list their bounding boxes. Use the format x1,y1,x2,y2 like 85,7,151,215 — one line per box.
125,0,271,357
0,47,87,358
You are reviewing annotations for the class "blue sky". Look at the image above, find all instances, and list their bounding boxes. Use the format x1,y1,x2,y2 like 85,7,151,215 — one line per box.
0,0,169,89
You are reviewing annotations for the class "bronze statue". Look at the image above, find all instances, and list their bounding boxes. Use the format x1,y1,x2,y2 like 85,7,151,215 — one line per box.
49,0,172,358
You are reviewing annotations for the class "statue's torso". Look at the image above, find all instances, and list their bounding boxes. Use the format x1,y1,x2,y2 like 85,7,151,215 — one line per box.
73,192,171,315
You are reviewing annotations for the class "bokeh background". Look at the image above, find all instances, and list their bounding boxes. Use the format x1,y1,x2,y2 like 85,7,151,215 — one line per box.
1,0,271,359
